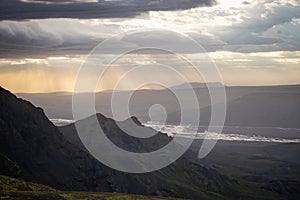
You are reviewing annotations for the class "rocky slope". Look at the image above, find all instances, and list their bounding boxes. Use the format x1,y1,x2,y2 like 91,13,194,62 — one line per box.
0,86,276,199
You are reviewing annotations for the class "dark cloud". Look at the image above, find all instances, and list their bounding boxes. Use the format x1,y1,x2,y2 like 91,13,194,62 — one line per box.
0,19,107,58
0,23,224,58
242,1,250,5
0,0,215,20
0,26,208,58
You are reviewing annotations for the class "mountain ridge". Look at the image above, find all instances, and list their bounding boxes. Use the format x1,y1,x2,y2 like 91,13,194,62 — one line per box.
0,86,254,199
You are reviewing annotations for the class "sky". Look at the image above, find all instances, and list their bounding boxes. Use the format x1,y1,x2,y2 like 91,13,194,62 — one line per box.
0,0,299,92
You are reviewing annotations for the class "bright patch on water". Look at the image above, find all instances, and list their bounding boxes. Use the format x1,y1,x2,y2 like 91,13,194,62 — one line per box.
144,121,300,144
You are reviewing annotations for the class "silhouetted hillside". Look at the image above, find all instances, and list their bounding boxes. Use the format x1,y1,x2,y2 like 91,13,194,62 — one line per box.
0,86,113,191
1,86,271,199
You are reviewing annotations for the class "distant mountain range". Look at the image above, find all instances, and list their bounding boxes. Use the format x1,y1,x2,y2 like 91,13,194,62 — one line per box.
167,91,300,128
17,83,300,128
170,82,224,90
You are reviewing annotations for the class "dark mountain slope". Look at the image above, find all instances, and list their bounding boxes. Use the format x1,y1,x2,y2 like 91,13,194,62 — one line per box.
1,86,276,199
0,154,21,178
60,114,172,153
59,115,280,199
59,115,245,199
0,86,113,191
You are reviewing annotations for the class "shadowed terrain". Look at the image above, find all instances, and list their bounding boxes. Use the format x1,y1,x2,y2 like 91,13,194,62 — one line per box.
1,86,278,200
2,86,300,199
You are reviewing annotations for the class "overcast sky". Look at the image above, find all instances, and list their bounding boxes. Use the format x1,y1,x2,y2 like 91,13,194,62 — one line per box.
0,0,299,92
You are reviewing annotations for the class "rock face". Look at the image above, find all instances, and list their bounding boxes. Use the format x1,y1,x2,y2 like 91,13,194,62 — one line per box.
1,86,270,199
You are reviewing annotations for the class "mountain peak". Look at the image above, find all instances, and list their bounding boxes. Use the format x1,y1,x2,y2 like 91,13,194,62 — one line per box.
123,116,143,126
0,86,16,98
170,82,224,90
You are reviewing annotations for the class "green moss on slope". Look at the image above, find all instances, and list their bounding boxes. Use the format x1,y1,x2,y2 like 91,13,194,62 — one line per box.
0,176,182,200
0,176,56,192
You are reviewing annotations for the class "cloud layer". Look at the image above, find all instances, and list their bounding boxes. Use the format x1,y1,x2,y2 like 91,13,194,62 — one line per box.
0,0,299,58
0,0,215,20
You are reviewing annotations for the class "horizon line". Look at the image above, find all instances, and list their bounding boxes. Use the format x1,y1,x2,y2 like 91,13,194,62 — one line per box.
12,83,300,94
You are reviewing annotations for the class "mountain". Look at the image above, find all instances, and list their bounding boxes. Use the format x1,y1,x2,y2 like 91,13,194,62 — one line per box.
221,92,300,128
1,86,272,199
0,86,113,191
59,114,280,199
60,114,172,153
170,82,224,90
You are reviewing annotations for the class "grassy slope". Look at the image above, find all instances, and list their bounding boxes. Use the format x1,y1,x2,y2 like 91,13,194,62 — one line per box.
0,176,182,200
